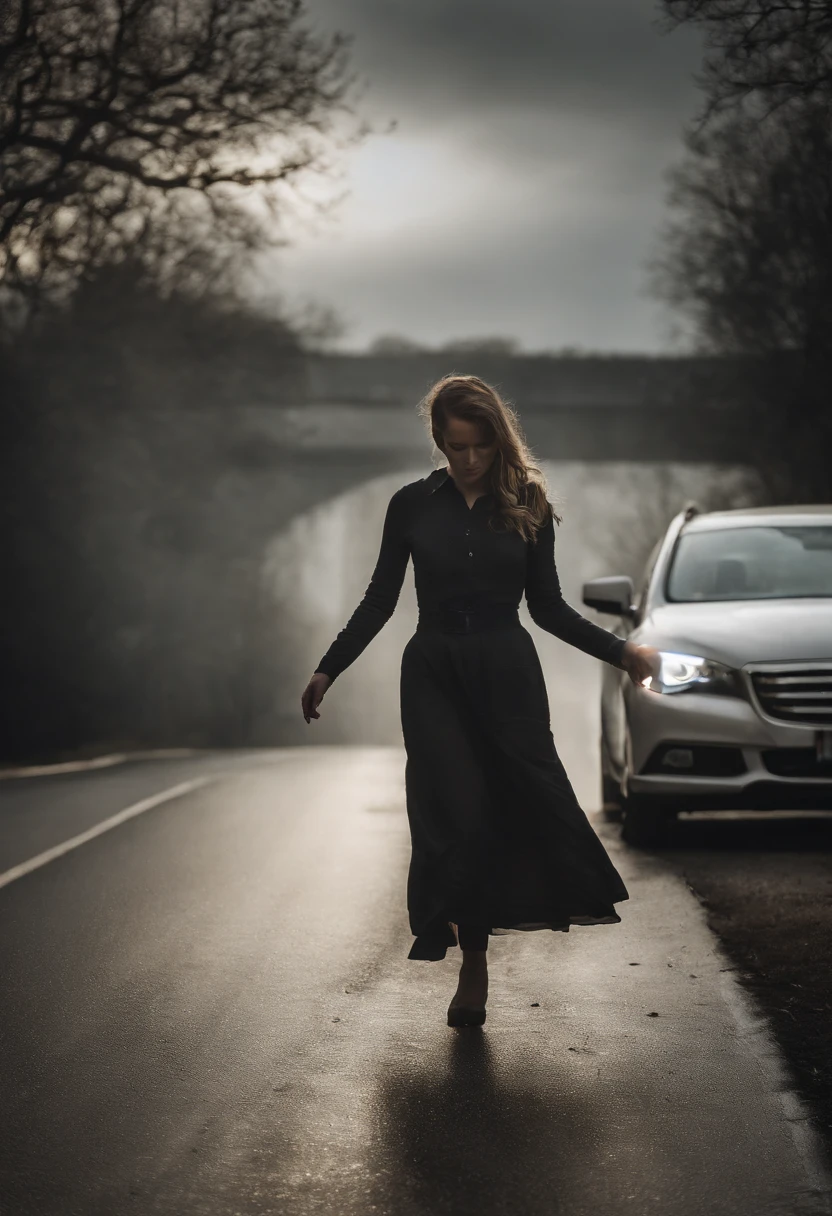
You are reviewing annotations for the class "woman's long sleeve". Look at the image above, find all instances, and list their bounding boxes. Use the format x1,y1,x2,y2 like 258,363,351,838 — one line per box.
525,511,627,668
314,488,411,683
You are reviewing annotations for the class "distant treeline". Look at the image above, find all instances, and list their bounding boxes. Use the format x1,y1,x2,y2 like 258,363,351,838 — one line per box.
1,266,310,762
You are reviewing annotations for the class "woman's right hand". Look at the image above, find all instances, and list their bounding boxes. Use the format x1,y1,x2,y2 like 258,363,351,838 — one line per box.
301,672,331,723
620,640,661,689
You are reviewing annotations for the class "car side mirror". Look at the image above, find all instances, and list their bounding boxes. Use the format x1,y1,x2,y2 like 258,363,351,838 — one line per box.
582,575,636,617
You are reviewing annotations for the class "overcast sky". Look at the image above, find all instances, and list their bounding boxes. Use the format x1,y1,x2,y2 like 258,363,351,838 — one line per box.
260,1,706,355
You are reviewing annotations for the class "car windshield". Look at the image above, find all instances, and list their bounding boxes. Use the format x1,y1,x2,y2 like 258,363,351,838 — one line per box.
666,525,832,602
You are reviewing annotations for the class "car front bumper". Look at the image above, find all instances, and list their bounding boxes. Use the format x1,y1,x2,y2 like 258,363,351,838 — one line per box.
625,683,832,810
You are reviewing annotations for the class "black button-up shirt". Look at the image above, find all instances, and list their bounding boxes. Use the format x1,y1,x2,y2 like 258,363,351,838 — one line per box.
315,466,626,682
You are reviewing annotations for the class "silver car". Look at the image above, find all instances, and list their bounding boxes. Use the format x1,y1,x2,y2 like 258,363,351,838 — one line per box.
584,504,832,845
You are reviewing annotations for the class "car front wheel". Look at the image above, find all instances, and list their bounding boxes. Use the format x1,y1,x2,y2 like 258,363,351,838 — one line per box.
621,793,675,847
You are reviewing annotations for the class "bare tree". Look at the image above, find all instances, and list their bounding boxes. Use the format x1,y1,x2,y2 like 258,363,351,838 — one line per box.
650,104,832,355
652,2,832,500
647,98,832,499
0,0,360,300
657,0,832,124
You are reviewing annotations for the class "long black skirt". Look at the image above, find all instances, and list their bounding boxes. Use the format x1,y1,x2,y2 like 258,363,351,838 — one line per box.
400,621,630,961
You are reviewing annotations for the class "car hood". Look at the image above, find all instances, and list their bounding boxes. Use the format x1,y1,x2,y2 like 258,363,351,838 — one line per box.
638,599,832,666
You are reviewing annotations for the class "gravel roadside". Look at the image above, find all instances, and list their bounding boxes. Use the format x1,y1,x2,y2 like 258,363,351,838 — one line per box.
657,814,832,1168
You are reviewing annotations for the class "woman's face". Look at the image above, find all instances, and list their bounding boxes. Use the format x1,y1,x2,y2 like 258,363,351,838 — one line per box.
440,415,500,486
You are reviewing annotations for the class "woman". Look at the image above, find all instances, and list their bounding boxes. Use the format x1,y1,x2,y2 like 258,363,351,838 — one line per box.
301,374,658,1028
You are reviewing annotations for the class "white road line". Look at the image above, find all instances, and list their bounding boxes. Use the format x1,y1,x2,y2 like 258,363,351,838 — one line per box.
0,753,131,779
0,748,204,780
0,776,216,891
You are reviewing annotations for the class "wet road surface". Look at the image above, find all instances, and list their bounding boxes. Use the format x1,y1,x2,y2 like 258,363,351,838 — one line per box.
1,749,831,1215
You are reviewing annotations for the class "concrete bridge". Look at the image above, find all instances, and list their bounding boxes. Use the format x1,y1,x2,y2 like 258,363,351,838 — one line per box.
228,351,753,520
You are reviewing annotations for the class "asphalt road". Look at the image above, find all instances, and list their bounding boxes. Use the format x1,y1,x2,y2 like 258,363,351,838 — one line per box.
2,749,831,1216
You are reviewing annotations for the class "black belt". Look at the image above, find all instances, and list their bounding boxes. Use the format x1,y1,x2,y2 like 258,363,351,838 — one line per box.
416,601,521,634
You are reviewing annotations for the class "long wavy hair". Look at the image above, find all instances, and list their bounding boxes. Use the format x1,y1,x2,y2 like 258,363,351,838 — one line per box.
417,373,562,542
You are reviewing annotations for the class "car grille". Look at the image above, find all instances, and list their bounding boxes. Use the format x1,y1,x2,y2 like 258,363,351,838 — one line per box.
750,664,832,726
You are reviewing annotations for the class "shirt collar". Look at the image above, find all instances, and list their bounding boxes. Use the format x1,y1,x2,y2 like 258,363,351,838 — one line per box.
428,466,495,502
429,466,451,494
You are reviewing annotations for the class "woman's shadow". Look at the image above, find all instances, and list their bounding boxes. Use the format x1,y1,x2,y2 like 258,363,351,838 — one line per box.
365,1027,598,1215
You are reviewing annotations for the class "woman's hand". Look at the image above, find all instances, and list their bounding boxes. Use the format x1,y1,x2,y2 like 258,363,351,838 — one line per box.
620,640,661,689
301,672,332,723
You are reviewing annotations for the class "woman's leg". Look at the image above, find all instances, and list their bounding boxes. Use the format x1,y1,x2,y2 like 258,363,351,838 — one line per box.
450,923,489,1013
456,924,489,951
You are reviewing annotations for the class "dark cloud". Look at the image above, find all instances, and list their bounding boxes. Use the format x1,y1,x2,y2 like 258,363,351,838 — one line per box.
267,1,705,352
308,0,703,137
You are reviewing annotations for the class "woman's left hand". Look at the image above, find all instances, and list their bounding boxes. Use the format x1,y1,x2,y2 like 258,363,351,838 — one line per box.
620,640,661,689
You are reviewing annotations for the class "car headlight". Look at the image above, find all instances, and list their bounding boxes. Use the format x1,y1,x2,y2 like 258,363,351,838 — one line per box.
645,651,740,696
